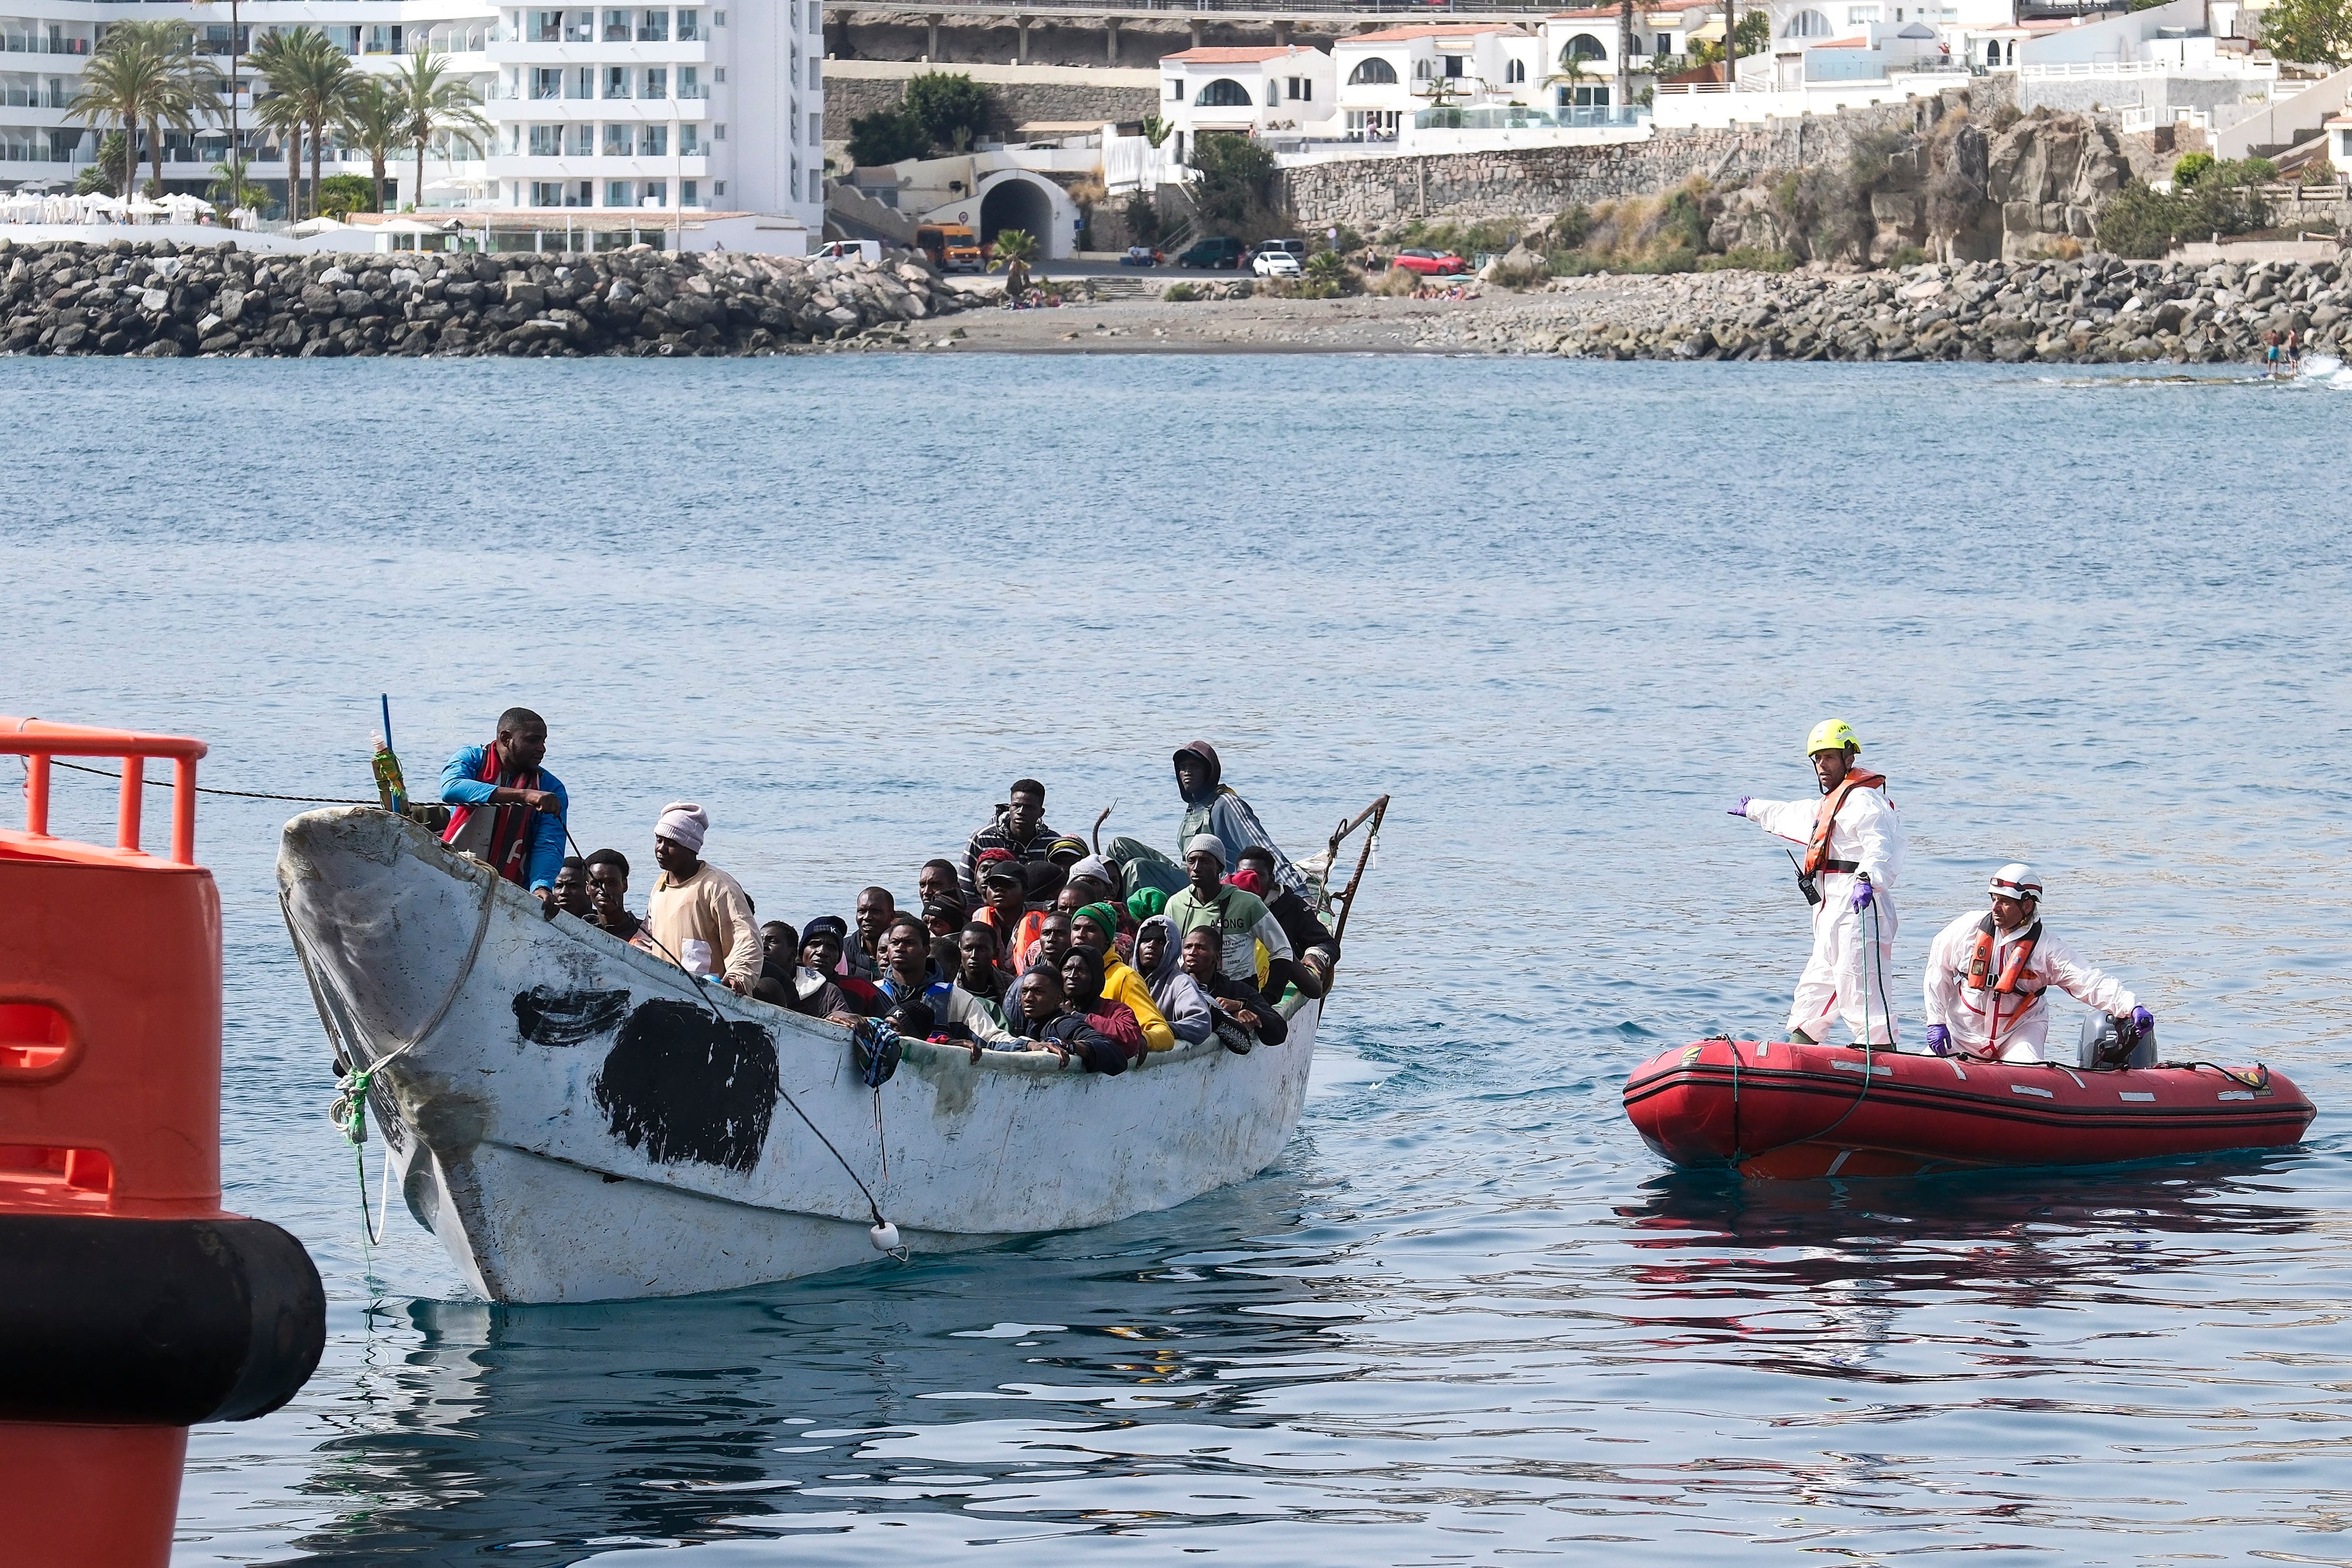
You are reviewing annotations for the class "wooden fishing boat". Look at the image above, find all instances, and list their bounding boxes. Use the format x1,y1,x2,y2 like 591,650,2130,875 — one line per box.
1623,1037,2315,1179
276,800,1383,1304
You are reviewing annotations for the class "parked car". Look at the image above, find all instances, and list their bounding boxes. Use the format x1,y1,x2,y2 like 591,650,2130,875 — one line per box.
1251,249,1303,278
1392,248,1469,276
1252,238,1308,260
1121,245,1164,268
1175,236,1245,269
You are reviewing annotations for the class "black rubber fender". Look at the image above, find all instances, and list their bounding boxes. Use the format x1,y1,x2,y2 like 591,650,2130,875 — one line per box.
0,1213,326,1425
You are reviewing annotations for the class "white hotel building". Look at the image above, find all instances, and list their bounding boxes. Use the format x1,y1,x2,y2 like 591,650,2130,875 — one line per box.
0,1,821,236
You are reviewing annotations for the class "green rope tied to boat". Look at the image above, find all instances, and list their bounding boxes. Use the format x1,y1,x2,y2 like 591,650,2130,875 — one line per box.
328,1065,396,1248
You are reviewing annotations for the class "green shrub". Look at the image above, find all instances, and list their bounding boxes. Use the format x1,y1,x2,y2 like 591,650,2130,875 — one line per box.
1550,203,1593,248
846,105,927,166
2096,176,2269,258
903,72,994,152
1162,282,1200,301
317,172,377,217
1188,132,1285,238
2172,151,2215,189
1885,243,1931,268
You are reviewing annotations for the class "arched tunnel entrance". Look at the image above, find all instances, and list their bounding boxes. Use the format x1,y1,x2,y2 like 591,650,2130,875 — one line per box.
979,175,1056,252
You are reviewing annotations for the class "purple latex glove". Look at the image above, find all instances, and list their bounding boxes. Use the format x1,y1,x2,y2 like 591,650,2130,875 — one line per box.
1925,1024,1950,1055
2130,1005,2154,1034
1849,875,1875,912
1727,796,1751,817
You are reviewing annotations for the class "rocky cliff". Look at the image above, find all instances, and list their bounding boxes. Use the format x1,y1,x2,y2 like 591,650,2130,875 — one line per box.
1708,109,2134,266
0,239,971,358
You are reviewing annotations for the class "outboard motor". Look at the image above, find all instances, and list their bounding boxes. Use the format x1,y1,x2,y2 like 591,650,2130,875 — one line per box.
2079,1011,2157,1071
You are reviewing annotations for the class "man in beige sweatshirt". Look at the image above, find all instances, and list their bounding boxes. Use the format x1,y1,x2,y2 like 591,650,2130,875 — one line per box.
644,802,763,995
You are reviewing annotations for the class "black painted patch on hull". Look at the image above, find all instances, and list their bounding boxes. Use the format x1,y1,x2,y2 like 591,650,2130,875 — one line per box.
513,985,632,1047
591,999,779,1172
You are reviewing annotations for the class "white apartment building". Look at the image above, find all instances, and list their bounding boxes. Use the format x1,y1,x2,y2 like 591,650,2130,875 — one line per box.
1158,44,1335,159
0,1,820,238
1330,25,1542,141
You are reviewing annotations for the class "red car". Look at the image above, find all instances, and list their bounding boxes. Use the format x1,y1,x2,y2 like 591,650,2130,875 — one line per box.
1391,247,1468,276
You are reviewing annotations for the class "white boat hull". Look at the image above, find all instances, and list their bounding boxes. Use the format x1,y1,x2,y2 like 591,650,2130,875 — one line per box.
276,808,1318,1303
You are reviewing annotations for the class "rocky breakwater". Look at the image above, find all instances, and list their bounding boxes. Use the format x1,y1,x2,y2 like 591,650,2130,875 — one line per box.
1533,251,2350,364
0,238,970,357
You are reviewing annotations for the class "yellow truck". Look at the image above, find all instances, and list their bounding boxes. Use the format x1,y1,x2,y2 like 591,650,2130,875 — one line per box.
915,223,984,274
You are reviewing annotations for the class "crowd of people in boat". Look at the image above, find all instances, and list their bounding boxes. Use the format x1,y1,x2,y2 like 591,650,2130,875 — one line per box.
1732,717,2156,1065
437,709,1338,1075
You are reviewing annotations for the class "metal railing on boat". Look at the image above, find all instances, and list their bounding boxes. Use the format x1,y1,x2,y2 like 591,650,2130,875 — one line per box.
2,716,207,865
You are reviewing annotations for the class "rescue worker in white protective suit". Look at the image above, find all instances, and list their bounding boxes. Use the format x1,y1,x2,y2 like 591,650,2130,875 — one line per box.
1731,720,1904,1046
1921,864,2154,1062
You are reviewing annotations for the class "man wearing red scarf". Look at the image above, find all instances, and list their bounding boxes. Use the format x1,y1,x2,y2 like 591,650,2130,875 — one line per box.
438,707,569,918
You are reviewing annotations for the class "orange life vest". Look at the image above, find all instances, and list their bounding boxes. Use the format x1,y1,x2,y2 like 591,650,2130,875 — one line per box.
1965,914,2044,995
1799,767,1888,878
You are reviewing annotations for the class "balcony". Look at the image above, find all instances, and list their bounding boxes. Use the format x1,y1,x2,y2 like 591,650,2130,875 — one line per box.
0,34,92,58
484,39,708,66
485,154,710,179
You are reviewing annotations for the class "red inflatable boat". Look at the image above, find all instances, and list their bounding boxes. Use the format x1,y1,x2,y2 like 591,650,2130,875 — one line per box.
1624,1038,2316,1179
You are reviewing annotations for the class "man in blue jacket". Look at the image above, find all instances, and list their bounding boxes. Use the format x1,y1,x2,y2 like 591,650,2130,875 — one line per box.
439,706,568,919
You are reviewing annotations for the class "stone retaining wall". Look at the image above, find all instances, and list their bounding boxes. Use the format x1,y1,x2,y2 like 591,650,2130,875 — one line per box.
824,72,1157,142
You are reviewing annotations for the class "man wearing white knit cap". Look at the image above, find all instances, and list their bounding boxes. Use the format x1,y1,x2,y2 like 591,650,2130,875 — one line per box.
646,801,763,995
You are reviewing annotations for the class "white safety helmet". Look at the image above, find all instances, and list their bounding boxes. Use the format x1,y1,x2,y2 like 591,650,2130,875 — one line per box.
1988,862,2042,904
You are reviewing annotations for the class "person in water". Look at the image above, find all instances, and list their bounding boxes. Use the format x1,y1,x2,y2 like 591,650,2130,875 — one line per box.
1922,863,2153,1062
1732,719,1904,1047
438,706,568,917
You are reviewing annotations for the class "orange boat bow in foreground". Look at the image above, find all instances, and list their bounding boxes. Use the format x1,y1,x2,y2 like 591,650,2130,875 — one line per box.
1,717,324,1568
1623,1038,2315,1179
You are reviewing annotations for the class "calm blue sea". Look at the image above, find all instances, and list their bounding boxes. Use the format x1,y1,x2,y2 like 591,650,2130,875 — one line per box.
5,355,2351,1566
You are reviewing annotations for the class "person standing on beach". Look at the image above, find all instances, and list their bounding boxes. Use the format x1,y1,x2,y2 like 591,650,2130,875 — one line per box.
1731,720,1904,1047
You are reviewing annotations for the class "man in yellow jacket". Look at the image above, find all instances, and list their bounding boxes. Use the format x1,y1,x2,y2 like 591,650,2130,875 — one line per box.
1071,901,1177,1051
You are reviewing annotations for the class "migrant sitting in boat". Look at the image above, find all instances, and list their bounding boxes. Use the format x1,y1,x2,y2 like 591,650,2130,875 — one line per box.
435,720,1338,1074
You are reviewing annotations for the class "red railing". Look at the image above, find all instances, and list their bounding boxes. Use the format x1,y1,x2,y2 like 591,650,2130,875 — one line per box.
1,717,209,865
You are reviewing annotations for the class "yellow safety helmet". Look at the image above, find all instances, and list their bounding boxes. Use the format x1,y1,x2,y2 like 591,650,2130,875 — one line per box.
1805,718,1860,757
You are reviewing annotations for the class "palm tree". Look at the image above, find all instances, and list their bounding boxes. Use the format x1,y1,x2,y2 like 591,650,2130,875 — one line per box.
248,26,319,218
338,75,402,213
390,51,489,212
990,227,1038,299
69,19,218,202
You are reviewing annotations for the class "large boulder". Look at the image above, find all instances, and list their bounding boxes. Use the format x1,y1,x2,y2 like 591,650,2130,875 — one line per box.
1986,111,2132,260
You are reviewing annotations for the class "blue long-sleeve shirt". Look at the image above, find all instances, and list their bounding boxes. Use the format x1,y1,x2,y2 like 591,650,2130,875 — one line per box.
439,744,569,892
